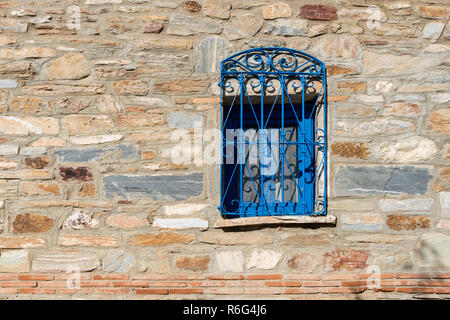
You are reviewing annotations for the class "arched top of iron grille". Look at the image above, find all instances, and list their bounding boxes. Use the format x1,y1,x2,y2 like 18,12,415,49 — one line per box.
220,47,325,75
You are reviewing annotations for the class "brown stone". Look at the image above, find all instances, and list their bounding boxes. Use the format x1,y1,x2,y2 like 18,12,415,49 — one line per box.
439,167,450,183
13,213,54,234
21,182,60,195
331,142,370,159
114,114,165,127
45,53,90,80
106,214,149,228
57,98,90,114
287,252,323,273
0,116,59,135
181,1,201,12
426,109,450,134
25,156,50,169
327,65,358,76
0,236,46,248
337,81,366,92
112,80,148,96
386,215,430,231
283,232,333,246
78,183,96,197
144,21,163,33
198,231,274,245
57,234,119,247
299,4,337,21
383,103,421,117
417,5,448,19
127,232,195,246
153,78,209,94
10,97,44,114
175,255,210,271
335,106,376,117
60,167,93,181
61,115,114,135
141,150,156,160
324,248,369,271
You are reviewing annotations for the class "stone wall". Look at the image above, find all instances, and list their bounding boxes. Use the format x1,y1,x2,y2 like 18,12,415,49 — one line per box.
0,0,449,300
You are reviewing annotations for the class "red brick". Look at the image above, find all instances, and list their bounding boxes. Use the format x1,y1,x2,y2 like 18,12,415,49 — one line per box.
327,287,366,294
246,274,282,280
38,281,69,288
19,288,54,294
374,287,396,292
80,281,112,287
93,274,128,280
0,288,17,294
56,288,91,294
208,275,244,280
265,281,302,287
18,275,53,281
133,274,169,280
170,288,204,294
0,274,16,281
113,281,148,288
172,275,206,280
204,287,243,295
135,288,169,295
418,280,450,287
93,288,130,294
433,273,450,279
396,273,431,279
302,281,340,287
397,287,434,293
150,281,187,287
341,280,367,287
436,288,450,294
189,281,225,287
360,273,395,279
381,280,416,286
0,281,36,287
285,287,322,294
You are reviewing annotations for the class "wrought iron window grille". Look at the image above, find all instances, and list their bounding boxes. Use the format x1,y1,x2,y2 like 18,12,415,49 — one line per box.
219,48,327,218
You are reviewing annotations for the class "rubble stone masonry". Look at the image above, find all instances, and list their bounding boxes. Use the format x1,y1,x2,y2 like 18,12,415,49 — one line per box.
0,0,448,299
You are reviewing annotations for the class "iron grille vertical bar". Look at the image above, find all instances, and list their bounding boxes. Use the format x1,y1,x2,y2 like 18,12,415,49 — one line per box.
323,67,328,215
259,73,264,215
239,74,244,217
301,76,306,214
281,74,285,215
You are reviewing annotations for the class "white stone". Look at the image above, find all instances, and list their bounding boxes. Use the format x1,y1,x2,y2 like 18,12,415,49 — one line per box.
161,203,209,216
63,209,100,230
437,219,450,230
0,250,30,273
424,44,450,53
216,251,244,272
423,22,445,40
356,94,384,103
440,192,450,217
430,93,450,104
0,79,18,88
152,218,209,230
246,249,282,270
374,136,438,163
416,232,450,268
86,0,122,3
379,198,433,213
0,144,19,155
19,146,46,156
69,134,123,145
374,80,397,93
32,251,100,272
97,95,124,113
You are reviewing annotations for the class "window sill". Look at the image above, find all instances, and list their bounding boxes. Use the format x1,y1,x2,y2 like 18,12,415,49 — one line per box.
214,215,337,229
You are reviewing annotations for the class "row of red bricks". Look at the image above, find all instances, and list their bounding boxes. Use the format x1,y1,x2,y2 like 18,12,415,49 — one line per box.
0,273,449,295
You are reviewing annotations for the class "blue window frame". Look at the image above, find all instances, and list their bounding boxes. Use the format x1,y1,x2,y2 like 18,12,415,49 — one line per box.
219,48,327,218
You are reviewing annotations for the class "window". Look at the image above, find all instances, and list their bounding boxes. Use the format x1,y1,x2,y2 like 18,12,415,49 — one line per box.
219,48,327,218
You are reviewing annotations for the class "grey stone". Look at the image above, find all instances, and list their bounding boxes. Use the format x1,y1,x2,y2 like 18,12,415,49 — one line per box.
103,173,203,200
440,192,450,217
195,36,231,74
379,198,433,213
167,112,203,129
334,166,432,196
246,39,286,48
263,19,308,36
416,232,450,269
167,13,221,35
55,145,139,163
0,79,18,88
0,144,19,155
223,14,264,40
423,22,445,40
102,249,136,273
